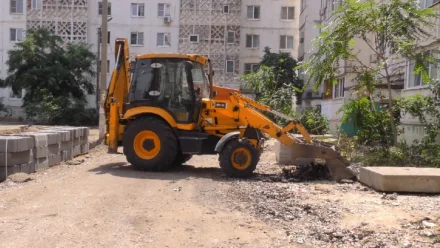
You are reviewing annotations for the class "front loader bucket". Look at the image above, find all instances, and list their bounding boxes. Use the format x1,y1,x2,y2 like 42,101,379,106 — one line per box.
285,142,357,182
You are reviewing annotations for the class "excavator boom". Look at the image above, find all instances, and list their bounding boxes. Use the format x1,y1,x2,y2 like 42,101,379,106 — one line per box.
226,92,356,181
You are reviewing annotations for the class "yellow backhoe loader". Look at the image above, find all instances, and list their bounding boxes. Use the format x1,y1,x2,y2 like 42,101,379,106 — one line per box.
103,38,356,181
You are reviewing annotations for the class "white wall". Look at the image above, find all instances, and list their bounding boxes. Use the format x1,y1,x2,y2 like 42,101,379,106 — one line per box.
86,0,180,108
239,0,300,74
0,0,27,118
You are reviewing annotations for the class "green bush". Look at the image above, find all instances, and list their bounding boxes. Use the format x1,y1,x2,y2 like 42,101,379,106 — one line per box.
298,106,329,135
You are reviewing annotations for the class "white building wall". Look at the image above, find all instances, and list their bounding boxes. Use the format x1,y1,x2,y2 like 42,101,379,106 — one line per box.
88,0,180,108
239,0,300,76
0,0,27,119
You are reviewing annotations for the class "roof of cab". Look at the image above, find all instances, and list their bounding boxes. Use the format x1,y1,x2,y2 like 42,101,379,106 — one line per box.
136,53,208,64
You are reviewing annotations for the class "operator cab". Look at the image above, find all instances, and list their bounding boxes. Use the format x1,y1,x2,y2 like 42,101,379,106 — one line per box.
128,54,211,124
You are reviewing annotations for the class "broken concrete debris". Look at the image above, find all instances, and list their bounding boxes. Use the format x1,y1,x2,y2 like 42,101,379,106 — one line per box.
0,126,90,181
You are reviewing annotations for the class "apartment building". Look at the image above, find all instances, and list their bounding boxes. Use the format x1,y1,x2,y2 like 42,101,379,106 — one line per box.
0,0,300,119
299,0,439,142
178,0,241,89
297,0,322,111
399,0,440,143
0,0,27,118
240,0,300,75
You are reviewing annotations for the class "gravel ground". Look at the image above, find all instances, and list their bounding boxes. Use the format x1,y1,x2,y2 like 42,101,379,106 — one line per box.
0,138,439,247
225,140,440,248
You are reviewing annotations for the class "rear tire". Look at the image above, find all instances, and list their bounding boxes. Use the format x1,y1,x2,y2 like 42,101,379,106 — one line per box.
219,138,260,178
123,117,178,171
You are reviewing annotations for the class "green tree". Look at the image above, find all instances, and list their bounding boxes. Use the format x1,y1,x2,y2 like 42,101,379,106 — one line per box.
241,66,296,125
1,27,96,124
260,46,303,97
300,0,439,146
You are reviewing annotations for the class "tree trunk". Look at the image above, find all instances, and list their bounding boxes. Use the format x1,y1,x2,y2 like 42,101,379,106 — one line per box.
384,66,398,146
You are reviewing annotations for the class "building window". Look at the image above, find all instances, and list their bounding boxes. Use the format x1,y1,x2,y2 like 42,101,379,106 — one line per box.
227,31,235,44
419,0,440,8
280,35,294,49
99,31,111,44
10,28,23,42
333,77,345,99
157,33,171,47
244,63,259,74
223,5,230,14
98,60,110,73
189,35,199,43
31,0,42,10
246,35,259,48
226,60,235,73
131,3,145,17
247,5,260,20
9,88,23,99
331,0,343,11
98,2,112,16
10,0,24,14
407,50,439,88
131,32,144,46
281,7,295,20
158,3,171,17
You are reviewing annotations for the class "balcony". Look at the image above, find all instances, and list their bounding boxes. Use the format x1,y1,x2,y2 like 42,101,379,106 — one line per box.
302,91,323,100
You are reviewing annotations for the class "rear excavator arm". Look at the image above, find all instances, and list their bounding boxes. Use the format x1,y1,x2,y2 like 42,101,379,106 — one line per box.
104,38,131,152
228,92,356,181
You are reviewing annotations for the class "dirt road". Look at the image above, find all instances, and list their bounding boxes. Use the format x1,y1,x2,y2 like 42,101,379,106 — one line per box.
1,141,439,248
0,146,287,248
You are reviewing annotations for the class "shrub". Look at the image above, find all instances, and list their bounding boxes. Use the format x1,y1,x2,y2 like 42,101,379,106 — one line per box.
298,106,329,135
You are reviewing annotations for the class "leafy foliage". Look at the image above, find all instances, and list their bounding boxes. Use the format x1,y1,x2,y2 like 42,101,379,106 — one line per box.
298,106,329,135
241,66,296,125
2,27,96,125
260,47,303,94
338,97,394,146
299,0,440,145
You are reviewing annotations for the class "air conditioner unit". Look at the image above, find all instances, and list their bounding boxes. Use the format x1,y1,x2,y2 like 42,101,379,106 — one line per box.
164,16,171,24
300,38,304,43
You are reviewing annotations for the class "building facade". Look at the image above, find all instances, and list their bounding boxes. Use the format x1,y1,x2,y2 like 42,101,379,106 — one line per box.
0,0,300,120
299,0,440,142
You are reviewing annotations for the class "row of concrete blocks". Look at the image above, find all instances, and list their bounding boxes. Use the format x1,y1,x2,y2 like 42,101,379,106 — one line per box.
0,126,90,181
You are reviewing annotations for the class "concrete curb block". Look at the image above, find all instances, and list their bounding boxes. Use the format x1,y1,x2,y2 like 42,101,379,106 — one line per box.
0,126,94,182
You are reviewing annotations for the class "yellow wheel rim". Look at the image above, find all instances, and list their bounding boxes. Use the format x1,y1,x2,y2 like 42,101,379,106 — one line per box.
133,131,161,160
231,147,252,170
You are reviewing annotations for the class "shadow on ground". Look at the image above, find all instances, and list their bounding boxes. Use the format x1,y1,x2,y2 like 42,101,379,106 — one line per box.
88,161,335,185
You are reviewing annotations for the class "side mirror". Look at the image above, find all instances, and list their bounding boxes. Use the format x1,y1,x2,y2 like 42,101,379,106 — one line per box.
195,87,201,95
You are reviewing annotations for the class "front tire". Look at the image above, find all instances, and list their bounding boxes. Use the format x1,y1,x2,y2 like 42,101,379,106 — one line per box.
123,117,178,171
219,138,260,178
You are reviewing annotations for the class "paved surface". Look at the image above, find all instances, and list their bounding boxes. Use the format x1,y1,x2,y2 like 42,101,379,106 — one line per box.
0,145,286,248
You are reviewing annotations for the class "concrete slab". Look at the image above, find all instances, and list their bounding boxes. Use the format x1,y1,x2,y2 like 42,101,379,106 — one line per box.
51,127,82,138
359,167,440,193
0,164,21,181
36,157,49,170
61,150,73,161
0,150,33,166
40,129,71,142
16,132,60,146
80,144,89,154
0,136,34,153
48,143,60,155
48,153,62,166
60,140,73,151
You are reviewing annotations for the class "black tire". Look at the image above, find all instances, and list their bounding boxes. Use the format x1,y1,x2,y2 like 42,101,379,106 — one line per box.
219,138,260,178
123,116,178,171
